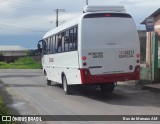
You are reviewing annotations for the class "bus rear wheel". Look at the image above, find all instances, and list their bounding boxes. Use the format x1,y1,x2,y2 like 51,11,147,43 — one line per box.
47,79,51,86
100,83,114,93
62,76,70,95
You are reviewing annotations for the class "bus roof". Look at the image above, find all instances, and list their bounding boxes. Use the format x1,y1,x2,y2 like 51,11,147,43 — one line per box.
43,17,79,39
83,5,126,13
43,5,126,39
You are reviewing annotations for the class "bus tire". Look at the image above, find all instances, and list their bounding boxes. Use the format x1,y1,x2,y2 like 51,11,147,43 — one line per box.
47,79,51,86
62,75,70,95
100,83,114,93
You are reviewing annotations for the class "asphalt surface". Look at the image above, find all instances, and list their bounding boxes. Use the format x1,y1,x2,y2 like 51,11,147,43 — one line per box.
0,69,160,124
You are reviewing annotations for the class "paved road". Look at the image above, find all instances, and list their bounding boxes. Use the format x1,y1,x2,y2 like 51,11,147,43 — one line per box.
0,69,160,124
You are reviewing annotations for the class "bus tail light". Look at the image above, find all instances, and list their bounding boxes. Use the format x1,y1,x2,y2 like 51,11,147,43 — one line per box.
83,62,87,66
80,69,90,76
135,65,140,72
84,70,88,75
134,65,140,80
80,69,91,84
136,59,140,63
105,13,110,17
136,54,140,64
136,54,140,58
82,56,87,60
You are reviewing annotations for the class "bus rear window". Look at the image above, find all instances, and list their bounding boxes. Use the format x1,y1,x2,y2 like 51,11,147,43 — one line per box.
84,13,132,19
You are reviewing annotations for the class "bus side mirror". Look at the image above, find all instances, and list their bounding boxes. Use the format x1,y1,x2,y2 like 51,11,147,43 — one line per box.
37,40,43,53
38,44,42,53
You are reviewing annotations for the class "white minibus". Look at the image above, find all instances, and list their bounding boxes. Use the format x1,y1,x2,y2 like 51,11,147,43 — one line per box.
38,5,140,94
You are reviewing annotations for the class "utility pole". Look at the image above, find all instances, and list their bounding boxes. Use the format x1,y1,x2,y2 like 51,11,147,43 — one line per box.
55,9,65,27
86,0,88,5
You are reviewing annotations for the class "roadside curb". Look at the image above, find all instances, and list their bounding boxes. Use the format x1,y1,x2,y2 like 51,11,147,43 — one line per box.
142,83,160,92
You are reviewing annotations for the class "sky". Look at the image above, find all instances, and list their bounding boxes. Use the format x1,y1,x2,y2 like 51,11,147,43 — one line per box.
0,0,160,49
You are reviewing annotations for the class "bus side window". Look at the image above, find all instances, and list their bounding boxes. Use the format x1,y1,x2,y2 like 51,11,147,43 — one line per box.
69,28,74,51
50,37,53,54
45,39,48,55
42,40,47,55
65,30,69,52
68,26,78,51
55,35,57,53
48,38,51,54
53,36,56,53
61,32,65,52
74,26,78,50
56,34,62,53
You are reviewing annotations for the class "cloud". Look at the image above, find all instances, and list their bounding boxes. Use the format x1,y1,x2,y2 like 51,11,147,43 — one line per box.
0,0,85,34
120,0,160,7
0,0,160,35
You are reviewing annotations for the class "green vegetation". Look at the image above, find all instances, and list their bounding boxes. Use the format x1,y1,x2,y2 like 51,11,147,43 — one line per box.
0,97,16,124
0,97,10,115
0,57,41,69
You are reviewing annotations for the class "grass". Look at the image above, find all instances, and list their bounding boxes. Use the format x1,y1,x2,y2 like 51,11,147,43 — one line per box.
0,97,16,124
0,57,42,69
0,97,10,115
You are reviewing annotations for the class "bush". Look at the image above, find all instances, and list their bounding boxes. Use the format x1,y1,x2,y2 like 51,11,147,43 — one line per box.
0,97,16,124
0,57,42,69
0,97,10,115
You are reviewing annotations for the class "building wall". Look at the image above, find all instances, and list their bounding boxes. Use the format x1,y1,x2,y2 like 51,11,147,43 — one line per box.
154,14,160,35
1,51,27,56
154,14,160,68
146,32,153,67
138,31,146,62
0,50,27,63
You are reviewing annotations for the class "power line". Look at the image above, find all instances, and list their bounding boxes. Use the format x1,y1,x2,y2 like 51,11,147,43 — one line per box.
86,0,89,5
0,1,68,32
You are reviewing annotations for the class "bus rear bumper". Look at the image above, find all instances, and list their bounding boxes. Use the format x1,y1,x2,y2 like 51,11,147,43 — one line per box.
80,65,140,84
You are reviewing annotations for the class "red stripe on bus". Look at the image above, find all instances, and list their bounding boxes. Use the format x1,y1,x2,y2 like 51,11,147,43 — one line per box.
80,65,140,84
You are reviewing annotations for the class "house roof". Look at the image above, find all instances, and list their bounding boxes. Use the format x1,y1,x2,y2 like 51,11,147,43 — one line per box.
141,8,160,24
0,45,27,51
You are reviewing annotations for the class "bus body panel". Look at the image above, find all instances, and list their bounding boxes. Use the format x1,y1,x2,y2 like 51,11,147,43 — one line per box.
78,13,140,84
81,46,138,75
42,51,82,85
